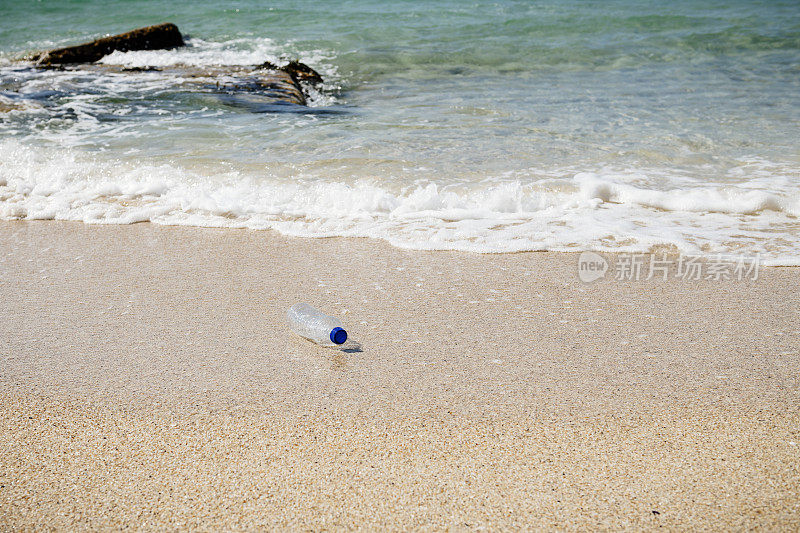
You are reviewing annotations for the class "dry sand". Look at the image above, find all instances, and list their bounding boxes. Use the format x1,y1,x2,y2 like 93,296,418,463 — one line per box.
1,220,799,530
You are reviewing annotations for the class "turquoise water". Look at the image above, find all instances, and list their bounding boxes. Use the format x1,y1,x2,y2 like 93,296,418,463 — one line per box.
1,0,799,259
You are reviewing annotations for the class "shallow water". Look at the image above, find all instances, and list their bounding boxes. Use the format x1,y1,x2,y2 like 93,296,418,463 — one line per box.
1,0,799,261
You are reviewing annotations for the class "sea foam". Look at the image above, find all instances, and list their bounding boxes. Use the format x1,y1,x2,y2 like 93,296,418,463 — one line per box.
1,139,798,264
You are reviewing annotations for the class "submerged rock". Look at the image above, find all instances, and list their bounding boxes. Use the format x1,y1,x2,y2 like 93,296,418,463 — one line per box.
32,23,185,66
20,24,324,108
28,63,312,107
281,61,324,86
257,60,324,90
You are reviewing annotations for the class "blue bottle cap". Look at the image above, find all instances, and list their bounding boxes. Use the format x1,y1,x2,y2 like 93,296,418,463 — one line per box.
330,327,347,345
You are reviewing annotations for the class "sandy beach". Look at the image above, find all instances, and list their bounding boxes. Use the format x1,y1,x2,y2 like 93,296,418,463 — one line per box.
3,0,800,528
0,220,798,529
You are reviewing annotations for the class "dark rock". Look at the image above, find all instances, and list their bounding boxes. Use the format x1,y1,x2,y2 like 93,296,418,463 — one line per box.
255,60,325,104
18,25,325,108
211,66,308,106
121,66,163,72
282,60,324,86
258,60,324,87
33,23,184,66
256,60,279,71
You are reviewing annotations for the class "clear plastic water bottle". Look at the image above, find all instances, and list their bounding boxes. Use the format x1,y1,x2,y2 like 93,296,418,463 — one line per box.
286,303,348,346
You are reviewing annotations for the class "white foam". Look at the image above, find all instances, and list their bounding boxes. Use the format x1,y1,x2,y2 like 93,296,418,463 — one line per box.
101,38,274,67
575,172,799,216
2,139,799,263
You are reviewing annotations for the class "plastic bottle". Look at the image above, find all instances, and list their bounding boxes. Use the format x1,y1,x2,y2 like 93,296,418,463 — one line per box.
286,303,348,346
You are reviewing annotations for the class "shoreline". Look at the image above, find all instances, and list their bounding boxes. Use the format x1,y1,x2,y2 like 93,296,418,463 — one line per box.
2,220,799,529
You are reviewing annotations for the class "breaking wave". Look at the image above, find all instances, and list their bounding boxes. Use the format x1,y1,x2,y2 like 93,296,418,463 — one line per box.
1,139,799,264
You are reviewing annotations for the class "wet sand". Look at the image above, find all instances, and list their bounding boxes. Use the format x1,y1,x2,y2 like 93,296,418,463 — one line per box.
1,221,799,529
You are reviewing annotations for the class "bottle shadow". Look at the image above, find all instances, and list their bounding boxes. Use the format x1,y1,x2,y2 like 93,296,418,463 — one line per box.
328,341,362,370
341,342,363,354
291,338,362,370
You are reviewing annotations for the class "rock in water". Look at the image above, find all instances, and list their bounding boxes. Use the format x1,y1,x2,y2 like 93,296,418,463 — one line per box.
25,63,312,107
19,24,324,108
33,23,184,66
281,61,324,86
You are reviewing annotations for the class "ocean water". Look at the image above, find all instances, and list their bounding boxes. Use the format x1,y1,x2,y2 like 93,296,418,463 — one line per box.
1,0,799,262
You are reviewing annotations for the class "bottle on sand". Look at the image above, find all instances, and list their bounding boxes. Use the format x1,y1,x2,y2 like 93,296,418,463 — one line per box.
287,303,348,346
